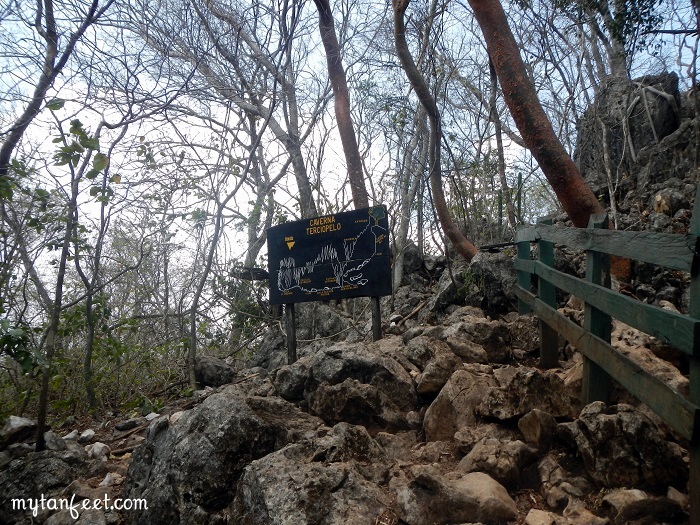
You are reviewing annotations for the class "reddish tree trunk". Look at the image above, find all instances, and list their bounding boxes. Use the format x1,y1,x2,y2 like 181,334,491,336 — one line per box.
313,0,369,209
467,0,605,228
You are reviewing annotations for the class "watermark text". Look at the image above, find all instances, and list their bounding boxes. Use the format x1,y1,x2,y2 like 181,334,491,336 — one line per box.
12,494,148,519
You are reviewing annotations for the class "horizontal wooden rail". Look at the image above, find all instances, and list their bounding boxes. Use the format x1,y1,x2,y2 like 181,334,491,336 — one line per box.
517,185,700,524
514,285,700,442
516,225,698,272
514,258,700,355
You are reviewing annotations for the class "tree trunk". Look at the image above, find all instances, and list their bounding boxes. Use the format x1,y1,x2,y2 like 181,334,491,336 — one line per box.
393,106,429,290
467,0,605,228
489,57,517,229
393,0,479,261
313,0,369,210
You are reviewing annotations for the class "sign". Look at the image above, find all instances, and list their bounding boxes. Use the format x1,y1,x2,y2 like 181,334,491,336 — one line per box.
267,206,391,305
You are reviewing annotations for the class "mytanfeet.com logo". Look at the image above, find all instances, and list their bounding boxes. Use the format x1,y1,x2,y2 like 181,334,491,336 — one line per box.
12,494,148,519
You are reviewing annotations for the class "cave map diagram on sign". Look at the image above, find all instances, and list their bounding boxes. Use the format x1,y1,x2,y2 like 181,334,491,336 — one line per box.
267,206,391,305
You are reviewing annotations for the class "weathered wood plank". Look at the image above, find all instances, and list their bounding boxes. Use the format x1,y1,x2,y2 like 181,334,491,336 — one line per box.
513,258,700,356
517,238,531,315
524,224,697,272
538,218,558,369
514,285,700,442
582,215,612,404
687,184,700,524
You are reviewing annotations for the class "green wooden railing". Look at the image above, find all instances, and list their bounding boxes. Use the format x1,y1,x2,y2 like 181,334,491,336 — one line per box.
514,184,700,522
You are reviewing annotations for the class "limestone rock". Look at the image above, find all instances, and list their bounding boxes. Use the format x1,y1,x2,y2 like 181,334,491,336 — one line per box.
273,356,312,401
0,416,36,450
518,409,557,450
445,336,489,363
0,447,87,524
478,367,577,420
454,424,517,455
404,335,441,369
194,355,236,387
525,509,560,525
122,384,324,525
416,350,462,394
77,429,95,444
311,379,408,432
85,442,111,461
423,366,497,441
308,343,417,411
231,423,394,524
557,402,687,489
457,437,537,486
394,465,517,525
575,72,681,196
43,431,67,451
563,499,610,525
602,488,686,524
442,315,512,363
538,453,593,510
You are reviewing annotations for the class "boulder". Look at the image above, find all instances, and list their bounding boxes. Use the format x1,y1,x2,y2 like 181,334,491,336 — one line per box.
538,453,593,510
310,379,408,432
0,416,36,451
518,409,558,450
43,431,67,452
602,488,686,524
394,465,518,525
525,508,560,525
194,355,236,387
428,253,517,317
423,365,497,441
0,446,87,524
77,429,95,444
457,437,537,486
478,367,578,420
442,315,512,363
575,72,681,196
557,402,688,489
231,423,394,524
121,383,324,525
415,350,462,394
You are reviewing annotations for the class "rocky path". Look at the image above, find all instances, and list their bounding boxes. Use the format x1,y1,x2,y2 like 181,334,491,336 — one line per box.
0,302,692,524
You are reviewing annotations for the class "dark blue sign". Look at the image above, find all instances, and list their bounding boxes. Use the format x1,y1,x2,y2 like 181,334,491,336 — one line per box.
267,206,391,304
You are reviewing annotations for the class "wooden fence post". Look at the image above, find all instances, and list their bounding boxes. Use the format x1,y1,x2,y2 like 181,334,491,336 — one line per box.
537,218,558,368
581,213,612,405
688,184,700,525
516,230,531,315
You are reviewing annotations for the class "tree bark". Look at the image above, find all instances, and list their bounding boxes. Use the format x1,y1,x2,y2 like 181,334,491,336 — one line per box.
393,0,479,261
489,58,517,228
467,0,605,228
313,0,369,210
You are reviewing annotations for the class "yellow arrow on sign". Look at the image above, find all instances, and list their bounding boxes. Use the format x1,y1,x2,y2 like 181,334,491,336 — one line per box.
286,241,295,249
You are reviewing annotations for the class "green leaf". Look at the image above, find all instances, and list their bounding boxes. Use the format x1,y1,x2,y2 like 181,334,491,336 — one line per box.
69,119,85,136
85,169,100,180
46,98,65,111
89,186,100,197
110,174,121,184
80,136,99,150
93,153,109,171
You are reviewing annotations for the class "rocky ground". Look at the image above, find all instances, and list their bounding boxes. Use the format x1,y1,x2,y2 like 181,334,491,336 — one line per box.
0,254,693,524
3,60,698,525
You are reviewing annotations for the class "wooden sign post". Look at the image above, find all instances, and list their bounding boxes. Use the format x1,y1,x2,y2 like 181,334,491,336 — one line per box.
267,206,392,363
